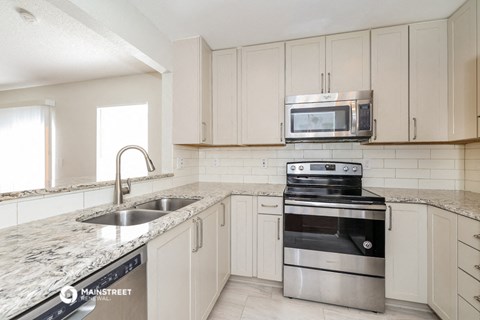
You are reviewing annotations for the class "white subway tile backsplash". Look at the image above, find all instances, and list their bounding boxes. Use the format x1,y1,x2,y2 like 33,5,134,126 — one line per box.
303,150,333,159
395,169,430,179
419,179,456,190
362,149,396,159
418,159,455,169
395,149,430,159
0,202,17,229
18,192,84,224
363,169,396,178
332,150,363,159
384,159,418,169
385,178,419,189
84,187,114,208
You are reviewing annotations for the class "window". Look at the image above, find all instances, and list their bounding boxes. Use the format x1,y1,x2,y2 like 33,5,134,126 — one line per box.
0,105,53,192
96,104,149,181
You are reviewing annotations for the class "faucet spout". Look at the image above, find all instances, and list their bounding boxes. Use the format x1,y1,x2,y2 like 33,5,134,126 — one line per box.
114,145,156,205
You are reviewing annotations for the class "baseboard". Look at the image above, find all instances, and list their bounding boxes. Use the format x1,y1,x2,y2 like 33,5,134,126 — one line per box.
229,275,283,288
386,298,434,314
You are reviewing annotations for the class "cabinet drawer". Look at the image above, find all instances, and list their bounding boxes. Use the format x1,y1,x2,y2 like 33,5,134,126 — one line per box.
459,296,480,320
459,241,480,281
458,269,480,312
257,196,283,215
458,215,480,251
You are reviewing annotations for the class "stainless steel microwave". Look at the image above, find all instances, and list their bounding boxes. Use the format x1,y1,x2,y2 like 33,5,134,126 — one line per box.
285,90,373,142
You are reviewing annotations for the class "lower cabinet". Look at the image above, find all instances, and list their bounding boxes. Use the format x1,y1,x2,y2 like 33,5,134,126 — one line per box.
428,206,458,320
217,197,231,291
458,296,480,319
385,203,427,303
148,202,226,320
231,195,283,282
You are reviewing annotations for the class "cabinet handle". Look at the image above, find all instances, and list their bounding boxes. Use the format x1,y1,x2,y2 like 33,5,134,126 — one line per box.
192,218,199,253
261,204,279,208
475,265,480,270
198,217,203,249
220,202,226,227
321,73,324,93
388,205,392,231
327,72,331,93
201,122,207,143
373,119,377,141
475,296,480,303
474,234,480,239
412,117,417,140
280,123,284,142
277,217,281,240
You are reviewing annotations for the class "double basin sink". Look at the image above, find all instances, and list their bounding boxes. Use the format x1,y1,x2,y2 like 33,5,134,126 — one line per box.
83,198,199,227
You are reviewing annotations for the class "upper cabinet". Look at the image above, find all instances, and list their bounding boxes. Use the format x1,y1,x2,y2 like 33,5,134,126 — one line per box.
285,37,326,95
173,36,212,145
371,25,409,143
371,21,448,143
325,30,371,93
285,30,370,95
448,0,477,141
241,42,285,145
212,49,239,145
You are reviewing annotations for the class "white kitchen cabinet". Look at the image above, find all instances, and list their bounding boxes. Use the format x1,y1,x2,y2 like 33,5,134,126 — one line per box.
173,36,212,145
410,20,448,142
147,219,194,320
194,206,219,320
371,25,409,143
385,203,427,303
257,214,283,281
217,197,231,290
325,30,370,93
285,36,326,95
448,0,477,141
428,206,458,320
231,195,254,276
212,49,239,145
459,296,480,320
241,42,285,145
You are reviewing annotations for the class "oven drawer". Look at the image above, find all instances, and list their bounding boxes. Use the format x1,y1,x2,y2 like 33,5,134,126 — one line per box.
459,241,480,282
458,215,480,251
284,247,384,277
458,269,480,312
257,196,282,215
284,265,385,313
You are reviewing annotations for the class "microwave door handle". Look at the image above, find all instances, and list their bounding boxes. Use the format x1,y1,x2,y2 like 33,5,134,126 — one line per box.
351,102,357,134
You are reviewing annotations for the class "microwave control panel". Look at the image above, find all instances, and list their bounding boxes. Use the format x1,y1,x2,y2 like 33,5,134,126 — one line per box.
358,104,371,131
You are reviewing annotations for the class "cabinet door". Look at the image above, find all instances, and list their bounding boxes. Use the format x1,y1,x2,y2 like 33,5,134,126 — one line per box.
459,296,480,320
194,206,219,320
448,0,477,141
213,49,239,145
231,195,254,277
370,25,409,143
257,214,283,281
428,206,458,320
241,42,285,145
385,203,427,303
285,37,326,95
217,197,231,290
325,30,370,93
410,20,448,142
147,221,194,320
173,37,212,144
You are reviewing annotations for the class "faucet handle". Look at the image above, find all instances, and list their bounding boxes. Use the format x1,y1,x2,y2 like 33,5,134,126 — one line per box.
122,178,132,195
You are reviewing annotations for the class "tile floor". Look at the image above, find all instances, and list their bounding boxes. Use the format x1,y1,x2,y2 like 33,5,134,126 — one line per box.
208,279,439,320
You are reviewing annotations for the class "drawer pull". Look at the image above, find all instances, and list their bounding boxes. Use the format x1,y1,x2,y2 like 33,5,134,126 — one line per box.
475,296,480,303
261,204,279,208
475,265,480,270
474,234,480,239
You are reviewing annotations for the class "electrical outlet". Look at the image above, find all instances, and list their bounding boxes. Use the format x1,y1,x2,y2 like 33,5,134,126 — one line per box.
176,157,184,169
261,158,268,168
214,159,220,167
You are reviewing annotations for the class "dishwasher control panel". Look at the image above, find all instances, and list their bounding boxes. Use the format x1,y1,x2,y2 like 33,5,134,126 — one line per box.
26,253,143,320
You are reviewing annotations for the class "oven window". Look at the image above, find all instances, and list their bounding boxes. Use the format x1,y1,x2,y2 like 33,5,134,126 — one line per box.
290,106,350,133
284,213,384,258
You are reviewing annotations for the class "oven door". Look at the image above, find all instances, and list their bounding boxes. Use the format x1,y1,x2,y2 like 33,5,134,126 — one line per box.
283,201,385,258
285,101,356,139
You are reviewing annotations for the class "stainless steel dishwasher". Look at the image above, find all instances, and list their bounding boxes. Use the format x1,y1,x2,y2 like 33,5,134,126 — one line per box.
15,246,147,320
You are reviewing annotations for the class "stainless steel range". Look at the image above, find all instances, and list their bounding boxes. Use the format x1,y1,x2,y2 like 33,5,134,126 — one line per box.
283,161,386,313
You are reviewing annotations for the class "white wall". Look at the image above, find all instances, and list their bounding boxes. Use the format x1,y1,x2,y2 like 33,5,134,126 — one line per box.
0,73,163,186
199,143,465,190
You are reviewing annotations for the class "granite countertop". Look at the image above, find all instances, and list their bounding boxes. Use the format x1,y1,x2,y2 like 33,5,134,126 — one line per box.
2,182,480,319
0,182,284,320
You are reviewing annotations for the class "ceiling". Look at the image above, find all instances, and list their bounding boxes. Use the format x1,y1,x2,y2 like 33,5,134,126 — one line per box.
0,0,154,91
127,0,466,50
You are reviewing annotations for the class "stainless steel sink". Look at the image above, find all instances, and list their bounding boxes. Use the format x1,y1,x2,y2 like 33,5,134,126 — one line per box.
83,209,169,226
134,198,199,211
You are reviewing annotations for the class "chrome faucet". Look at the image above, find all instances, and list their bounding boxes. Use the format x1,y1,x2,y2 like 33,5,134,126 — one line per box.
114,145,156,205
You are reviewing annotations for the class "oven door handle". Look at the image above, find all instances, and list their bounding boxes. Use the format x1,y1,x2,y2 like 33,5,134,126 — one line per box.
284,199,386,211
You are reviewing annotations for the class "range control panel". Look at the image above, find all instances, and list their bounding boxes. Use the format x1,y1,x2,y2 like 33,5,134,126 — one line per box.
287,161,362,176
